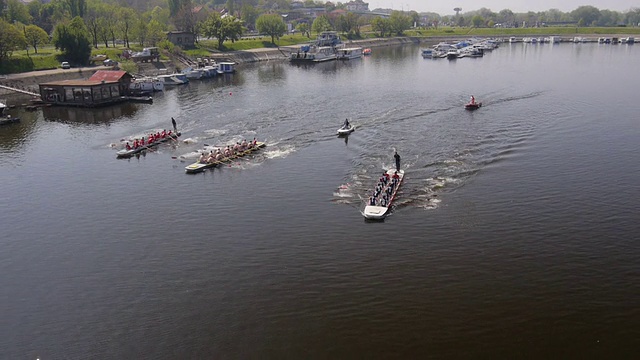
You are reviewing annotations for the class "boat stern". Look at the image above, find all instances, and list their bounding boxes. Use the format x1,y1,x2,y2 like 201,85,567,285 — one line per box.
363,205,388,220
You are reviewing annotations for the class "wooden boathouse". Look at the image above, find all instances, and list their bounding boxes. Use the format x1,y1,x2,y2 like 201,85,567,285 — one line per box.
39,70,133,107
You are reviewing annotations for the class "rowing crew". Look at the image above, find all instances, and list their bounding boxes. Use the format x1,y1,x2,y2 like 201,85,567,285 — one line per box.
198,138,259,164
368,171,401,206
125,130,174,150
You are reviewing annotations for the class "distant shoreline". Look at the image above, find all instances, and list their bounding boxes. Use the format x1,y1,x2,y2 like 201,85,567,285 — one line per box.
1,33,634,105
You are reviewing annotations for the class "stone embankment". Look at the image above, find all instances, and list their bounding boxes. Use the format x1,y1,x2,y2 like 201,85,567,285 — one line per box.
207,37,426,64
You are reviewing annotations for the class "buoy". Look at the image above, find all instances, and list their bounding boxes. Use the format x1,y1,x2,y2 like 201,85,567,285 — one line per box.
229,92,232,95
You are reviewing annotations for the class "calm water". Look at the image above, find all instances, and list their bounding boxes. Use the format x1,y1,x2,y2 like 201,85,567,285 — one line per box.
1,42,639,359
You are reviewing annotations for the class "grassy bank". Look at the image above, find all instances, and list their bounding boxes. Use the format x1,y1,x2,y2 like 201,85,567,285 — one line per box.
4,26,639,74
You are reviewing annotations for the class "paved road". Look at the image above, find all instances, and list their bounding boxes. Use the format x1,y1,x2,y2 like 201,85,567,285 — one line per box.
1,65,113,81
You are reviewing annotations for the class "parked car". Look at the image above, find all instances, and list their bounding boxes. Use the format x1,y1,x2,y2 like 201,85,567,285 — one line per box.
61,61,71,69
103,59,117,66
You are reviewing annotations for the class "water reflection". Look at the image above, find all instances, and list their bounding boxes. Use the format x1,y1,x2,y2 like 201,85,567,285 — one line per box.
42,103,140,125
257,63,286,83
0,110,37,152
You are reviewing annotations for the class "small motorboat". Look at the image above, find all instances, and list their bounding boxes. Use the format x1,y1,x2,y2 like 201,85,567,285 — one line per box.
337,124,355,136
465,102,482,110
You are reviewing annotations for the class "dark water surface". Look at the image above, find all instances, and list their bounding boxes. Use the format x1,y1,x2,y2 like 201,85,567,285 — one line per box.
1,42,639,358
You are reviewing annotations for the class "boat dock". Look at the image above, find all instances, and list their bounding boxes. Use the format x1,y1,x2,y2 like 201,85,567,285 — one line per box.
0,84,40,97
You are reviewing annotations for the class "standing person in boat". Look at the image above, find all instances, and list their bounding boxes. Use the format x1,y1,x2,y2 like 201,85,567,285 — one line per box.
171,117,178,133
470,95,476,105
343,118,350,129
394,151,401,172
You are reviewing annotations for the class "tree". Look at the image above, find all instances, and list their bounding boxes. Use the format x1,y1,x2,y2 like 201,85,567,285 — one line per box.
571,6,601,27
133,17,148,47
146,20,167,46
0,19,26,62
240,4,260,31
66,0,87,18
6,0,32,24
24,24,49,54
84,3,100,48
337,12,359,37
53,16,92,65
389,11,411,35
118,7,137,48
255,13,286,45
296,22,310,38
471,15,484,27
371,17,390,37
311,14,331,34
201,12,244,49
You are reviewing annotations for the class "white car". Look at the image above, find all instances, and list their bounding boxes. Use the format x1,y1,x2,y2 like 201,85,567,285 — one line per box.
61,62,71,69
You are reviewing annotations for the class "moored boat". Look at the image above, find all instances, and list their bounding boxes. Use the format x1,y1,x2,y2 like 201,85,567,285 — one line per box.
157,73,188,85
363,169,405,220
217,62,236,74
337,47,363,60
185,142,266,174
116,132,181,158
0,101,20,125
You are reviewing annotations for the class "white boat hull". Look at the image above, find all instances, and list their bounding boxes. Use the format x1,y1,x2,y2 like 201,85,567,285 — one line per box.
337,125,355,135
363,169,404,220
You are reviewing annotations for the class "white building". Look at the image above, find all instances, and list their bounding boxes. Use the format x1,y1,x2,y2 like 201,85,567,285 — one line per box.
345,0,369,12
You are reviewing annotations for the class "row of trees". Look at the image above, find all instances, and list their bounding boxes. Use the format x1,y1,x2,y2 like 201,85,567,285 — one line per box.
423,6,640,29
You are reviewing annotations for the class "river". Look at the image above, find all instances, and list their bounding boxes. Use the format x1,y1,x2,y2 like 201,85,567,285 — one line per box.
1,41,638,359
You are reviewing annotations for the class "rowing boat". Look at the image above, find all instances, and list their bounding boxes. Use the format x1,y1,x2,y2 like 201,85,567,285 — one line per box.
116,132,181,158
184,142,266,174
363,169,405,220
337,124,355,136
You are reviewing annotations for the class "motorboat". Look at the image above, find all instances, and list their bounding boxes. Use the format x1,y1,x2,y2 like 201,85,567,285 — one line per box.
421,49,434,58
337,123,355,136
465,102,482,110
0,101,20,125
336,47,363,60
129,76,164,92
290,45,338,62
157,73,188,85
446,48,460,59
217,62,236,74
290,31,342,63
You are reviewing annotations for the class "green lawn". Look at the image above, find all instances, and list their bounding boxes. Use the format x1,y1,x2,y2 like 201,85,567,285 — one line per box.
3,27,639,74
